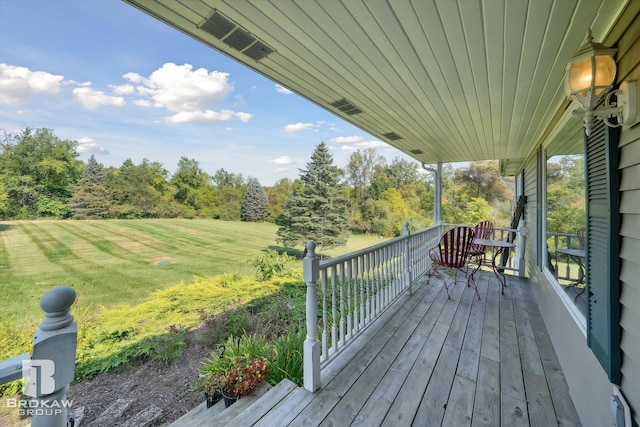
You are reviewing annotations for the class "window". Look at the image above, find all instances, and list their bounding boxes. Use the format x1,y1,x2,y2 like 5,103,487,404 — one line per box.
544,142,587,318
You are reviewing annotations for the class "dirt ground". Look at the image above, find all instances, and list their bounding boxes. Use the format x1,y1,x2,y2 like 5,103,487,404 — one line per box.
0,330,211,427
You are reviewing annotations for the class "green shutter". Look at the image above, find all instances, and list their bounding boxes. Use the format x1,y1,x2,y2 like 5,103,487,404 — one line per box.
585,119,622,384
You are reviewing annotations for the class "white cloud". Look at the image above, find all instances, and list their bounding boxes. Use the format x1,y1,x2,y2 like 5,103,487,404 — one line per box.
235,112,253,123
269,156,293,165
73,86,126,109
76,137,109,155
122,63,251,124
133,99,152,107
330,135,363,144
274,167,292,174
110,84,135,95
166,110,252,124
284,122,314,132
0,64,64,104
275,84,292,94
355,140,388,149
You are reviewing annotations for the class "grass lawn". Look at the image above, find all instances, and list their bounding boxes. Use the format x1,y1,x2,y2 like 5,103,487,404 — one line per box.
0,219,384,324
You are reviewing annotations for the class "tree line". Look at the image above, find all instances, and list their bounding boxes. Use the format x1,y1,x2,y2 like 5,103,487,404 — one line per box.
1,127,524,245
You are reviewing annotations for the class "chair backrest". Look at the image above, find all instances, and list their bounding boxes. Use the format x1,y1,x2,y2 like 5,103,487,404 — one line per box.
474,220,494,240
435,226,475,268
470,220,494,253
577,227,586,249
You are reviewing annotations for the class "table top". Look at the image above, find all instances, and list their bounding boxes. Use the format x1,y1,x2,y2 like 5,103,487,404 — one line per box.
473,238,516,248
556,248,585,258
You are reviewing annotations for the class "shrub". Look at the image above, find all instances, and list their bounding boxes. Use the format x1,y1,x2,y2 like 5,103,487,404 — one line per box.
248,249,295,280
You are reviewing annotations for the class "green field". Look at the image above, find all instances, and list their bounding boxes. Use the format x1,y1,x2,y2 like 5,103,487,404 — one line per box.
0,219,383,324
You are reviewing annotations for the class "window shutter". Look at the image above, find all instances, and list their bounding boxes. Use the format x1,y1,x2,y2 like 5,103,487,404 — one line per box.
585,119,621,384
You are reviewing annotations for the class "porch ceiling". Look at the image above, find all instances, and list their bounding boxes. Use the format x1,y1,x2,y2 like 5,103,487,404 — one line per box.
124,0,630,171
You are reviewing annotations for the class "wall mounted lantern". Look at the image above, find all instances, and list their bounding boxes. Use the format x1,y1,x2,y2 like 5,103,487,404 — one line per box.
564,31,637,136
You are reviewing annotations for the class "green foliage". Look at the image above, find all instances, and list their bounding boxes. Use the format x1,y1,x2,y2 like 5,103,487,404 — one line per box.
69,155,109,219
0,127,82,218
546,155,586,235
248,249,295,280
277,142,350,248
241,177,269,222
269,331,304,386
461,197,491,225
36,196,71,218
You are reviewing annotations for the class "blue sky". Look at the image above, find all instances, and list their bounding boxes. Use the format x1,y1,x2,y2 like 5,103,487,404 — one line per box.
0,0,416,186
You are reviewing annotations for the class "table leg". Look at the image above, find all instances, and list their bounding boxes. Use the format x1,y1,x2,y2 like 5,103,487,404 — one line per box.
573,256,586,301
491,247,507,294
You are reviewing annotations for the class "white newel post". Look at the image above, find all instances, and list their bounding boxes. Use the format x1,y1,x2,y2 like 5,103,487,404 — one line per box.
402,222,412,295
30,287,77,427
303,240,321,392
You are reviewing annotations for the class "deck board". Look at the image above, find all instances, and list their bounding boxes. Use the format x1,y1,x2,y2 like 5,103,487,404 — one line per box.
178,270,582,426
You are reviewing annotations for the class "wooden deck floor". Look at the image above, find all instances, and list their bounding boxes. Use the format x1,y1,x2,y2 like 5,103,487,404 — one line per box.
177,270,582,426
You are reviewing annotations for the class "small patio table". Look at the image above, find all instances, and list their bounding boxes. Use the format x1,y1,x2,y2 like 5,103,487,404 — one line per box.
556,247,586,300
470,238,516,294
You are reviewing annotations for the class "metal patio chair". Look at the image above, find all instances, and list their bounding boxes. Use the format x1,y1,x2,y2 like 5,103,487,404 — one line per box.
427,226,479,300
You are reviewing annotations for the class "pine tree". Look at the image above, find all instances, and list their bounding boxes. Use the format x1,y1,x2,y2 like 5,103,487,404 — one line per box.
241,177,269,222
277,142,350,249
69,155,109,218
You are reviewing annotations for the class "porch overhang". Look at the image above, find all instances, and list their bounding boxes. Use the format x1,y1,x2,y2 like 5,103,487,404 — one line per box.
124,0,630,169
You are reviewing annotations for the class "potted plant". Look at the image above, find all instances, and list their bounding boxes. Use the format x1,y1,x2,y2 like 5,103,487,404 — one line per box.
202,372,224,408
220,357,269,407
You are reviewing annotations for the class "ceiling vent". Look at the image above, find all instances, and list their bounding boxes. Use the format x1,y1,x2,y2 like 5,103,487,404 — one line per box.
200,11,235,40
383,132,402,141
243,41,274,62
199,10,274,62
330,99,363,115
409,149,423,155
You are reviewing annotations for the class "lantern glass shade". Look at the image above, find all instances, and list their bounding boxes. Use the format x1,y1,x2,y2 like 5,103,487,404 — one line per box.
565,53,617,109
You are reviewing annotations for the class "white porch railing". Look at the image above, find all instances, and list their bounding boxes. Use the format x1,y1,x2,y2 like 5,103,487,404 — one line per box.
0,287,77,427
303,223,442,392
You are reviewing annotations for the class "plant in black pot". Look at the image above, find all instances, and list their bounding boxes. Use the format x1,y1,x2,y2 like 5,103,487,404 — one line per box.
220,357,269,407
203,372,224,408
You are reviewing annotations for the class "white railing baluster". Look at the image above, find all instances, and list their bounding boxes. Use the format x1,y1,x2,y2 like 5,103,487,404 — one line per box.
321,268,328,361
347,259,353,339
339,262,346,345
331,265,338,352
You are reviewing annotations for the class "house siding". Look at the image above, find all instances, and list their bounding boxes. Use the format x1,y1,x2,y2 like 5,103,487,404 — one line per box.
619,119,640,426
522,152,613,427
616,8,640,423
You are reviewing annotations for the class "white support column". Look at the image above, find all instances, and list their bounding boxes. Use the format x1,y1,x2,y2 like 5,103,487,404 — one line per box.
303,240,321,392
422,162,442,225
30,287,77,427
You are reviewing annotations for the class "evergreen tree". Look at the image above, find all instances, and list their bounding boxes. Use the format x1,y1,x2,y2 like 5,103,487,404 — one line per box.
277,142,350,249
69,155,109,218
241,177,269,222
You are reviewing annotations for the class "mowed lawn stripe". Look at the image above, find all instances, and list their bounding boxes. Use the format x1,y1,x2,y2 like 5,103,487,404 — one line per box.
55,221,157,265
